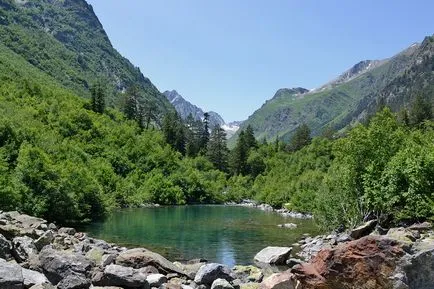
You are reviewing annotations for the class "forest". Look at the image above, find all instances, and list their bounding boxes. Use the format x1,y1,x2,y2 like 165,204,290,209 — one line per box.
0,41,433,230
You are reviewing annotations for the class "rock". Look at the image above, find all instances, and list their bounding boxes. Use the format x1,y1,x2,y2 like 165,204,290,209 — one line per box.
0,259,24,289
22,268,49,288
408,222,432,232
47,224,57,231
254,247,292,265
39,246,95,284
194,263,234,285
174,261,206,280
292,236,406,288
12,236,38,263
259,271,296,289
400,237,434,289
336,233,351,243
257,204,273,212
0,233,12,260
116,248,185,276
101,254,117,267
92,264,148,288
277,223,297,229
86,247,104,265
286,258,303,268
57,275,90,289
58,227,77,235
138,265,159,275
232,265,263,283
29,284,55,289
239,283,260,289
34,231,54,251
387,227,418,244
211,278,234,289
349,219,377,239
146,273,167,287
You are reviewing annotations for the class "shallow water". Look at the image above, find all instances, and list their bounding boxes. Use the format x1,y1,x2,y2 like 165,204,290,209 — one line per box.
82,205,319,267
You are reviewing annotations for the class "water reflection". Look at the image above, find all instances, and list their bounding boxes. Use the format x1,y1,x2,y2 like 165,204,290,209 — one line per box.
82,205,318,266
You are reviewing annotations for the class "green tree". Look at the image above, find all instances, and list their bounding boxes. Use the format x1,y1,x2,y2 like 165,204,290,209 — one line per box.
123,86,140,121
207,125,229,172
287,123,311,152
162,111,186,155
90,81,105,113
409,95,433,126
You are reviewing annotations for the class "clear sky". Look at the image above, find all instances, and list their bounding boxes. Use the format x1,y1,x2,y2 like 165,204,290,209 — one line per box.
87,0,433,122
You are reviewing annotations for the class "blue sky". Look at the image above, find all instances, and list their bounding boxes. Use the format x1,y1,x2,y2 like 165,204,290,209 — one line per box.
87,0,433,122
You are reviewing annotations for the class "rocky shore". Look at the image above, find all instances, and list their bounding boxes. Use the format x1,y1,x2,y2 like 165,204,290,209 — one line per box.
0,211,433,289
226,200,313,219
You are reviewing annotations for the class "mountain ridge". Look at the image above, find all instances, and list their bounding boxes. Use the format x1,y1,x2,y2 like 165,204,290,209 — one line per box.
231,36,433,143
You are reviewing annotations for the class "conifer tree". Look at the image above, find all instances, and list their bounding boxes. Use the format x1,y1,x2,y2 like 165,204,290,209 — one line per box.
90,81,105,113
207,125,229,171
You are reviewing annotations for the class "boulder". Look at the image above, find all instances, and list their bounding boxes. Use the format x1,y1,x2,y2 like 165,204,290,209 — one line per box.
58,227,76,236
57,275,90,289
232,265,263,283
254,247,292,265
400,237,434,289
116,248,185,275
47,224,57,231
91,264,149,289
259,271,296,289
0,233,12,260
34,231,54,251
85,247,104,265
349,219,377,239
146,273,167,287
194,263,234,285
39,246,95,284
387,227,419,244
292,236,406,288
22,268,49,288
101,253,117,267
0,259,24,289
29,284,55,289
408,222,432,232
211,278,234,289
240,283,260,289
12,236,39,263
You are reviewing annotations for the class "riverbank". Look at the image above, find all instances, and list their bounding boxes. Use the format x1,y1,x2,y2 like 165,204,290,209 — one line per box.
0,211,433,289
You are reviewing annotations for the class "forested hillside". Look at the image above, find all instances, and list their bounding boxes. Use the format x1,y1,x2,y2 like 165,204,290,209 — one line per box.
0,0,172,115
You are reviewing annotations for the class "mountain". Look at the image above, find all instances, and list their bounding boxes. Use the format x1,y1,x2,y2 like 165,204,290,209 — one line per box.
232,35,434,143
0,0,172,115
163,90,226,129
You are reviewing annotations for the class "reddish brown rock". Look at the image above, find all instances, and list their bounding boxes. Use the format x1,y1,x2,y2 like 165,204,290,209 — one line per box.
292,236,405,289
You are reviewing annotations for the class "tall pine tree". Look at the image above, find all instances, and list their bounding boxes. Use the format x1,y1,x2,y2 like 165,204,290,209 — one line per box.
207,125,229,172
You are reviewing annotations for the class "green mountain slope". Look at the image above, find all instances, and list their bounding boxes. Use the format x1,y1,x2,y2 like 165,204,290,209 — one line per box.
0,0,172,114
233,35,433,143
0,41,226,224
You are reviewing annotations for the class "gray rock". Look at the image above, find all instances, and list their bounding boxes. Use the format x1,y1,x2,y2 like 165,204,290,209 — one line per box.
194,263,234,285
29,284,56,289
12,236,38,263
336,233,351,243
401,239,434,289
91,264,149,289
254,247,292,265
146,273,167,287
22,268,49,288
286,258,303,268
116,248,185,276
210,279,233,289
39,246,95,284
58,227,76,236
101,253,117,267
47,224,57,231
349,219,377,240
408,222,432,232
0,259,24,289
34,231,54,251
0,233,12,260
57,275,90,289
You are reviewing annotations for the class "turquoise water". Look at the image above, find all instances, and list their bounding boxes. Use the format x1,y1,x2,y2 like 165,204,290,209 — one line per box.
82,205,318,267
